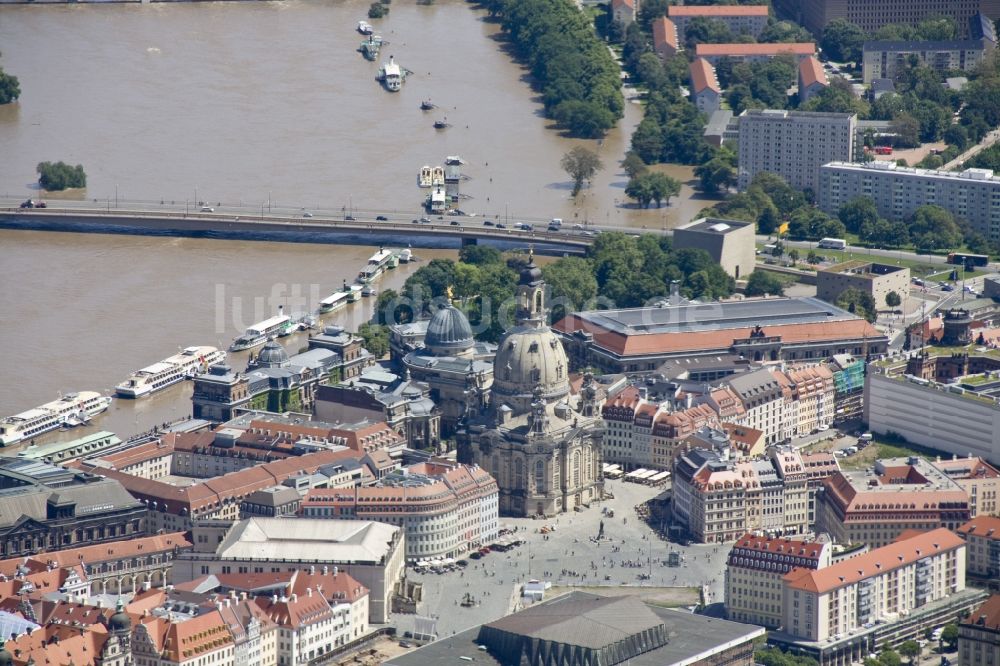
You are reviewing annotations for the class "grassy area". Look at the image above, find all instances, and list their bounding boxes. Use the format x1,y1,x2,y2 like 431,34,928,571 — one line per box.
757,244,942,276
546,585,699,609
839,440,935,471
925,268,991,281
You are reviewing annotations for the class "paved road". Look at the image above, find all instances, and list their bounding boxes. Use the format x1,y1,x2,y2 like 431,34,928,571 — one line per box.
392,482,727,639
942,129,1000,171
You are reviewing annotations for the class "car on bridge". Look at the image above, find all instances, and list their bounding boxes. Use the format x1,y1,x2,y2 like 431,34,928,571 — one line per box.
376,215,388,221
495,222,507,229
450,220,461,226
201,206,215,212
420,217,431,224
483,219,494,226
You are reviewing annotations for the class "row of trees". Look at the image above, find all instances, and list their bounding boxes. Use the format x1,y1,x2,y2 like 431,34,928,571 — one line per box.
0,51,18,106
373,232,734,343
488,0,623,137
838,196,987,253
821,16,961,63
680,16,810,52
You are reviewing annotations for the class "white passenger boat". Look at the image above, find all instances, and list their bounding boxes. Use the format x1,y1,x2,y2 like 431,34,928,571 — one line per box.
319,288,351,314
399,248,413,263
229,311,295,352
346,284,363,303
115,345,226,398
0,392,112,446
357,20,374,34
358,247,396,283
378,56,404,92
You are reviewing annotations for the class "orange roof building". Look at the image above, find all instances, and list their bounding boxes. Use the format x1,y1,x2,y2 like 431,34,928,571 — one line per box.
652,17,680,60
553,296,886,375
960,594,1000,654
689,58,722,114
610,0,635,26
957,515,1000,579
815,457,971,548
726,533,832,629
695,42,815,64
780,528,967,643
798,55,829,103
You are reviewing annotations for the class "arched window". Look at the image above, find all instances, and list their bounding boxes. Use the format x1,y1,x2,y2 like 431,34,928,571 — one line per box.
535,291,543,312
535,460,545,492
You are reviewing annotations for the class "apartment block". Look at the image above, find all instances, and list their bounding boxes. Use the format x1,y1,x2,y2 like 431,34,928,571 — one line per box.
695,42,815,65
932,457,1000,518
819,162,1000,241
862,38,994,83
783,0,999,38
668,4,769,41
961,595,1000,666
737,110,856,193
816,458,972,548
781,528,966,643
956,516,1000,580
652,17,680,60
726,534,832,629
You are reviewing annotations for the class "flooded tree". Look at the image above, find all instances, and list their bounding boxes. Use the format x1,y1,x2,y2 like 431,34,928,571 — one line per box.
561,146,603,197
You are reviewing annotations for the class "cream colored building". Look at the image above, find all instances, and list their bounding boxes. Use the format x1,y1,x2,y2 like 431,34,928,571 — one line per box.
726,534,832,629
817,262,910,311
957,516,1000,580
782,528,966,643
960,595,1000,666
932,457,1000,518
673,218,756,281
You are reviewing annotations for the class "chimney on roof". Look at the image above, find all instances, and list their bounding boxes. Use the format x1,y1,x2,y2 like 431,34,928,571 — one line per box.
333,567,338,576
307,588,313,598
272,594,278,604
322,565,328,575
310,565,315,575
291,593,297,603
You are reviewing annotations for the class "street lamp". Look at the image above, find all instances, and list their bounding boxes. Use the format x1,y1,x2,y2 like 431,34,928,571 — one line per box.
115,184,119,209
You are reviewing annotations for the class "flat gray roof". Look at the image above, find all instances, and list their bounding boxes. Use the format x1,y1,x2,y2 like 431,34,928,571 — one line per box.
572,296,857,336
385,591,764,666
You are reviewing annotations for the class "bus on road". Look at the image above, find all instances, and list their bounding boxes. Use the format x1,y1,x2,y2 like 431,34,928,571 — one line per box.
818,238,847,250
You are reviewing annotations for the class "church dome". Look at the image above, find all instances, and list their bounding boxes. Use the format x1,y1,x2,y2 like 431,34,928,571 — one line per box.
492,324,569,411
424,305,474,355
257,341,290,368
109,609,131,632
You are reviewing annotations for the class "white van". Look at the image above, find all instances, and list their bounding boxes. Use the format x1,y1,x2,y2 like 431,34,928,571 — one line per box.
818,238,847,250
548,218,563,231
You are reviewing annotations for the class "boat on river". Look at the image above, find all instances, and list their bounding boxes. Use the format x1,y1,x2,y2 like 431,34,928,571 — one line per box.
358,247,397,283
433,119,451,129
229,309,295,352
420,100,436,110
357,20,374,35
319,282,351,314
359,34,383,61
116,345,226,398
0,392,112,446
377,56,405,92
418,165,446,188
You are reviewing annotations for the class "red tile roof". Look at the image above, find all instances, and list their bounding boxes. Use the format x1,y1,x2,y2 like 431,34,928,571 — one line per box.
957,516,1000,539
784,528,964,594
695,42,815,57
652,17,679,52
964,594,1000,631
611,0,634,10
799,56,828,89
690,58,721,94
669,5,768,17
730,533,826,561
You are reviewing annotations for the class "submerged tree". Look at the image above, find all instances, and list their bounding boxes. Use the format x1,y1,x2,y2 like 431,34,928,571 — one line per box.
561,146,603,197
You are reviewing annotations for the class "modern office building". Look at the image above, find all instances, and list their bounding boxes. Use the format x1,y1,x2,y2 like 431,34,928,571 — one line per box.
668,4,770,41
819,162,1000,240
737,109,856,192
865,352,1000,467
815,458,972,547
725,534,832,629
817,261,911,309
554,296,886,375
778,0,1000,38
673,218,755,279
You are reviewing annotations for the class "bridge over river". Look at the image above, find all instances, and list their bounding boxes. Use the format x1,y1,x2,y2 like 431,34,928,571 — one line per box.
0,201,614,255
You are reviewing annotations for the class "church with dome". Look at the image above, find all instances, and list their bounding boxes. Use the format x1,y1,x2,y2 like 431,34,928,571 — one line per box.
401,303,496,437
457,258,604,517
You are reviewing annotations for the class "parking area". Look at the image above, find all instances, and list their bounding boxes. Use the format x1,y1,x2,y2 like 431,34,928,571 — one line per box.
392,481,726,640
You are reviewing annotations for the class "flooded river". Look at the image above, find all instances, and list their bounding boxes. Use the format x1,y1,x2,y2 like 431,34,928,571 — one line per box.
0,0,717,443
